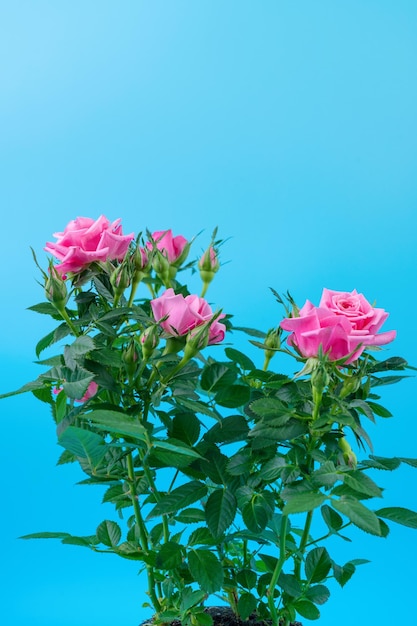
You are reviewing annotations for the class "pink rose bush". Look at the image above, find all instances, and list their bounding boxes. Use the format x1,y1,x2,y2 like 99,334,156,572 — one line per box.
5,214,415,626
151,287,225,345
45,215,134,275
280,288,396,363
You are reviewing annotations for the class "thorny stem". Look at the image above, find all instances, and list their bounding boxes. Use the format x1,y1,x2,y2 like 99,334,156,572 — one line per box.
267,514,288,626
126,452,161,613
56,305,80,337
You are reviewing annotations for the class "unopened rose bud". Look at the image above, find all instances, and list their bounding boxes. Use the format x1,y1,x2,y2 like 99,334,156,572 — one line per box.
311,363,330,396
338,436,357,468
340,375,362,398
152,249,171,287
199,246,220,297
133,246,150,273
184,324,211,361
263,327,282,370
140,326,160,360
45,262,68,310
110,262,131,300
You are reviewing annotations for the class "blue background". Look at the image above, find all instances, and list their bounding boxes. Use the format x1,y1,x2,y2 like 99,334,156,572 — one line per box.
1,1,416,625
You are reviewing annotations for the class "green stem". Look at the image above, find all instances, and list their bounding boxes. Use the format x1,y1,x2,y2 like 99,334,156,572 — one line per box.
267,514,288,626
56,305,80,336
294,510,314,579
126,452,161,612
128,275,142,307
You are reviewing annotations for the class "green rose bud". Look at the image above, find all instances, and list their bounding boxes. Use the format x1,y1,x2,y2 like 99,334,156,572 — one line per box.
45,262,68,310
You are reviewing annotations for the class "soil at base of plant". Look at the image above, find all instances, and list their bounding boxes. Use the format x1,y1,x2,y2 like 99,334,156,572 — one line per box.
140,606,302,626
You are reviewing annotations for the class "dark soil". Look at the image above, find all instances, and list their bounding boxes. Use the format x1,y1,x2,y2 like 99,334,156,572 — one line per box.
140,606,302,626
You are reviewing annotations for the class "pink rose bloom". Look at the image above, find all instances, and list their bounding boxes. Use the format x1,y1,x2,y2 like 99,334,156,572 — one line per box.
150,288,226,345
319,288,396,346
45,216,134,276
280,291,396,364
147,230,188,263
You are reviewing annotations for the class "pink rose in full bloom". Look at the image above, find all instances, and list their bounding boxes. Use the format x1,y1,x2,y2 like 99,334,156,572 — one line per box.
319,289,396,344
280,289,396,363
45,216,135,276
150,288,226,345
147,230,188,264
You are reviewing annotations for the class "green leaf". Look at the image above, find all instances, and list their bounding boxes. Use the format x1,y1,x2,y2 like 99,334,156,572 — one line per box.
153,440,203,460
249,419,307,445
321,504,344,532
58,426,107,467
62,370,95,400
332,498,382,536
234,326,266,339
20,531,70,540
305,584,330,605
225,347,256,371
204,414,249,445
311,462,340,488
227,450,252,476
278,572,302,597
86,410,147,442
188,527,217,547
236,569,257,590
237,592,257,620
342,471,383,498
205,489,237,537
35,323,70,358
64,336,96,369
155,542,183,569
258,457,286,482
332,562,356,587
294,599,320,620
200,362,237,392
242,492,275,533
368,356,408,372
305,547,332,583
147,481,207,518
361,455,401,471
171,412,201,446
398,457,417,468
375,507,417,529
249,397,287,419
175,508,206,524
62,535,98,548
214,384,251,408
188,549,224,593
96,520,122,547
0,377,47,399
283,492,326,515
366,401,393,418
176,397,221,422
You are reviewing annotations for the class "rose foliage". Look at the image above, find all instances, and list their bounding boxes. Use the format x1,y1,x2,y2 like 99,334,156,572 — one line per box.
2,217,417,626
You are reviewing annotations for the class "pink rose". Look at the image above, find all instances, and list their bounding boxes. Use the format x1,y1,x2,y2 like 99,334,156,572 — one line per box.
319,289,396,346
45,216,134,276
150,288,226,345
280,290,396,363
147,230,188,264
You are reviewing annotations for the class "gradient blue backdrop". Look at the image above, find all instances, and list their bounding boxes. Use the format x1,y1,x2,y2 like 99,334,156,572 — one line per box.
1,2,416,625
